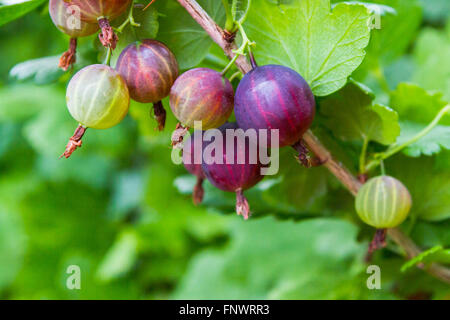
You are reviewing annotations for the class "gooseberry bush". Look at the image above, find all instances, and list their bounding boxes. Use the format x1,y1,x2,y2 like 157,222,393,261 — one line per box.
1,0,450,299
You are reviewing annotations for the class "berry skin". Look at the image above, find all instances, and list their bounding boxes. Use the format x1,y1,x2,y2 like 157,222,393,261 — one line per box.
201,122,264,219
116,40,179,130
234,64,315,148
61,64,130,158
182,132,206,205
49,0,99,71
169,68,234,130
50,0,99,37
62,0,131,23
62,0,132,49
355,176,412,229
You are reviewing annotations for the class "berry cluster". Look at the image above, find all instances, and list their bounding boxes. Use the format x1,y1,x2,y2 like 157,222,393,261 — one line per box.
51,0,412,230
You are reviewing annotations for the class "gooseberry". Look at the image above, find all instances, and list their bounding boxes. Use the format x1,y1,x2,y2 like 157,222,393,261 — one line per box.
201,122,264,220
62,0,132,49
116,40,179,130
355,176,412,229
169,68,234,144
234,64,315,150
61,64,130,158
182,132,206,205
49,0,99,70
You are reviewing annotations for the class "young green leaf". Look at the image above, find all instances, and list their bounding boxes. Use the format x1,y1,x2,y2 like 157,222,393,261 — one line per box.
320,80,400,145
245,0,371,96
390,83,450,157
9,55,63,84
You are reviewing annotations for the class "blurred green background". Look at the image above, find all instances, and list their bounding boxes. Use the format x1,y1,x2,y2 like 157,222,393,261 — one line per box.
0,0,449,299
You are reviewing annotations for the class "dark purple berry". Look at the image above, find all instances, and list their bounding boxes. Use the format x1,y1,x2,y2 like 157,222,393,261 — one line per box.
201,122,264,219
234,65,315,148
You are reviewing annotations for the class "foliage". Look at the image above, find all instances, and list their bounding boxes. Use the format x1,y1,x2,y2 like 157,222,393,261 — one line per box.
0,0,448,300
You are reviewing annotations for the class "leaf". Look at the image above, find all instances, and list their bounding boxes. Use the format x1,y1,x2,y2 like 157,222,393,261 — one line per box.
155,0,226,70
0,0,46,27
321,80,400,145
390,83,450,157
9,55,64,84
397,123,450,157
413,24,450,100
172,217,395,299
96,231,138,282
245,0,371,96
364,0,422,64
0,208,25,290
388,154,450,221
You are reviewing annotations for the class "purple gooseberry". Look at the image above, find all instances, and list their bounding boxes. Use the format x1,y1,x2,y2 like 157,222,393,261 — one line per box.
169,68,234,145
116,40,179,130
201,122,264,220
234,64,315,152
182,131,206,205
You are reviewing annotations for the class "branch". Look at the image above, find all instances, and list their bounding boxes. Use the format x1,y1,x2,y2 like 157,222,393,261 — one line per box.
176,0,450,285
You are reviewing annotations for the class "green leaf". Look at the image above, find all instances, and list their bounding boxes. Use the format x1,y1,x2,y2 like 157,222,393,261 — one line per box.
388,154,450,221
155,0,226,70
245,0,371,96
413,23,450,100
96,231,138,282
390,83,450,157
9,55,64,84
321,80,400,145
0,0,46,27
173,217,395,299
0,208,25,290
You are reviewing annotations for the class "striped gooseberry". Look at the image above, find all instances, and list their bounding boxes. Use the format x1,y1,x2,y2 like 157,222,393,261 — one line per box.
182,131,206,205
201,122,264,220
169,68,234,144
234,64,315,151
49,0,99,70
62,0,132,49
355,176,412,229
116,40,179,130
61,64,130,158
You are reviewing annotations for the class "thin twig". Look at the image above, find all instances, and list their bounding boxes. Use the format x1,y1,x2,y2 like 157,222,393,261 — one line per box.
176,0,450,285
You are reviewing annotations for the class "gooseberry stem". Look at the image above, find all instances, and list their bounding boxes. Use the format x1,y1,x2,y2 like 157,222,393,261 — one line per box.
366,229,387,262
104,47,112,66
98,17,119,49
236,189,250,220
60,125,87,159
365,104,450,173
153,101,166,131
193,177,205,205
58,37,77,71
221,21,255,75
359,136,369,174
116,0,141,33
143,0,156,11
